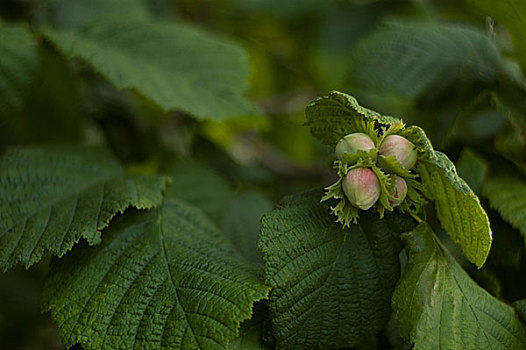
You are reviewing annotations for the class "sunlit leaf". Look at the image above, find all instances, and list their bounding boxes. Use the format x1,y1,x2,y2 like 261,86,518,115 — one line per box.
393,223,526,349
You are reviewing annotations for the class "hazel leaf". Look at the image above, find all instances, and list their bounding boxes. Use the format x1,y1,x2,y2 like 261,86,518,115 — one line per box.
393,222,526,349
0,146,167,271
42,199,269,350
259,189,415,349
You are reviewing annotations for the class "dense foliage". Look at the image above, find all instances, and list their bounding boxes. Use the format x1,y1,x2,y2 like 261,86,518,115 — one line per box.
1,0,526,349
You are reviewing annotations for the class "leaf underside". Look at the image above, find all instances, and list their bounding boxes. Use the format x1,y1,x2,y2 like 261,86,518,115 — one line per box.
0,146,166,270
42,20,255,121
42,199,269,350
306,91,492,267
392,223,526,349
258,189,414,349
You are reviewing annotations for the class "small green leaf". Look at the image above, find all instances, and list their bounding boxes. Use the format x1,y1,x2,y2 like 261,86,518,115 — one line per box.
416,149,491,268
258,189,415,349
0,22,40,117
305,91,398,147
42,20,255,121
42,199,269,350
392,223,526,349
483,175,526,244
0,146,167,270
306,91,492,267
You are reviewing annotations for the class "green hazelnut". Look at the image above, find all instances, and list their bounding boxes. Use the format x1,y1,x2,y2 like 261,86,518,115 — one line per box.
335,133,376,161
390,176,407,207
379,135,417,169
342,167,380,210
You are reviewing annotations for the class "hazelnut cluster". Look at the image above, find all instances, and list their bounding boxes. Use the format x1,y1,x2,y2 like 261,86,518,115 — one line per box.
322,122,424,226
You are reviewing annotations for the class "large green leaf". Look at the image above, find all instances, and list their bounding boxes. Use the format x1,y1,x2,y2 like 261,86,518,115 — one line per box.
306,91,492,267
483,175,526,243
42,199,269,350
42,20,255,121
258,189,415,349
0,22,40,117
305,91,398,147
468,0,526,70
347,21,499,98
392,223,526,349
0,146,166,270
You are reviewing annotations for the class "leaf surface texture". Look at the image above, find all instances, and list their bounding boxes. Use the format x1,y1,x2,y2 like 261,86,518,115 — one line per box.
43,199,269,349
43,20,254,120
0,146,166,270
258,189,413,349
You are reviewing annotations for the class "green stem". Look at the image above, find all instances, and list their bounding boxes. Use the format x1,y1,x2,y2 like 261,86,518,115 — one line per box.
409,211,423,223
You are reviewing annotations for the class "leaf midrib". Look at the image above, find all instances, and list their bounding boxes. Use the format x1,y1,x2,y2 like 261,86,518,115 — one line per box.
158,206,202,349
279,226,347,345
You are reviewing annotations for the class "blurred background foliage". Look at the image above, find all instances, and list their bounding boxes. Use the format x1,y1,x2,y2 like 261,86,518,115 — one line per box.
1,0,526,348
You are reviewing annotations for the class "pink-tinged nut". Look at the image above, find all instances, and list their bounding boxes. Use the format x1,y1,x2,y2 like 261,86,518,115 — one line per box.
379,135,417,169
335,132,376,160
391,176,407,207
342,167,380,210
